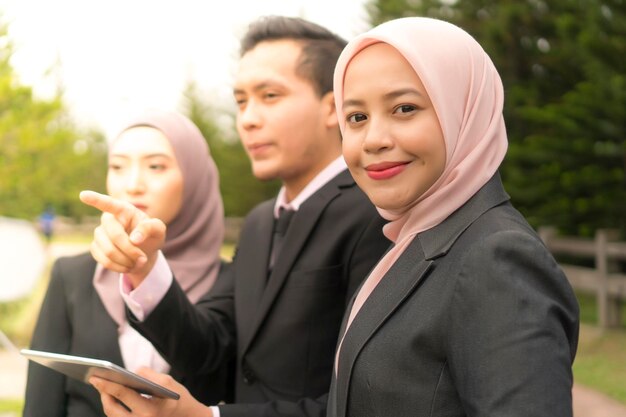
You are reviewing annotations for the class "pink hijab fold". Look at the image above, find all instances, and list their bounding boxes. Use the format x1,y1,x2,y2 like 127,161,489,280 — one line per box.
333,18,508,333
94,109,225,327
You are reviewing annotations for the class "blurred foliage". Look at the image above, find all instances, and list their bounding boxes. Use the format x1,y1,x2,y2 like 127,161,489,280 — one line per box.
0,19,107,221
181,81,280,217
0,6,275,222
367,0,626,237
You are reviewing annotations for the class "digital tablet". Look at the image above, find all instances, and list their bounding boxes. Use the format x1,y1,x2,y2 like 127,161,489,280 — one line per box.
21,349,180,400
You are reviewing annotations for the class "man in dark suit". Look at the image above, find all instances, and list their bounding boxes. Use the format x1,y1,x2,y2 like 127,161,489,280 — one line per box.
82,16,389,417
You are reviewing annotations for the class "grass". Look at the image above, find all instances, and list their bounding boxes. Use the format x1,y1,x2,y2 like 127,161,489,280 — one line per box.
0,399,23,414
0,263,50,348
220,243,235,261
570,291,626,403
574,324,626,403
48,231,93,244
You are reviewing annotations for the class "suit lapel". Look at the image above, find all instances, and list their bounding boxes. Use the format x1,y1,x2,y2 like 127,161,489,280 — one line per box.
241,172,349,355
247,202,276,305
335,238,432,417
86,257,125,366
237,201,275,349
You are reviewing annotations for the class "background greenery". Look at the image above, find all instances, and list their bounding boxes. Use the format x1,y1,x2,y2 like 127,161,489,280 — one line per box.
368,0,626,238
0,21,108,220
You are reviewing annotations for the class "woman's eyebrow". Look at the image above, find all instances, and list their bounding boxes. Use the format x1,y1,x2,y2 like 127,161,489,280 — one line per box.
342,98,364,110
383,87,423,100
109,152,173,159
342,87,424,110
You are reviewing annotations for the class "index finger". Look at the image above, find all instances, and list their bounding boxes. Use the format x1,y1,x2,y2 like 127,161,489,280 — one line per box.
80,190,146,230
80,190,132,216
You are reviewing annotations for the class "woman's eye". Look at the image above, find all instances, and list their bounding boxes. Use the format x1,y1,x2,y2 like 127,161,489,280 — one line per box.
108,163,123,171
234,96,247,109
149,164,166,171
347,113,367,123
394,104,417,114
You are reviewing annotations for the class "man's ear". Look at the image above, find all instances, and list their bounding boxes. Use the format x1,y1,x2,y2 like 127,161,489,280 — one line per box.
321,91,339,129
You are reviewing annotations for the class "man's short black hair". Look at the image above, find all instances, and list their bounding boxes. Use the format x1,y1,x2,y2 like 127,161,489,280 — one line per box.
240,15,347,97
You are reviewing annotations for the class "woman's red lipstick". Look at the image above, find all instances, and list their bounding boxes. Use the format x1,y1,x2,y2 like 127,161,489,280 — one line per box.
365,161,409,180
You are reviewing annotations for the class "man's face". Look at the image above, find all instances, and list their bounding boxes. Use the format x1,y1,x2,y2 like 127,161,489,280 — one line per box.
233,39,339,196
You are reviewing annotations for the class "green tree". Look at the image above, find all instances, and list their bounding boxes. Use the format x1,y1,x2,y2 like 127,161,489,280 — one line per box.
368,0,626,236
181,82,279,217
0,20,107,221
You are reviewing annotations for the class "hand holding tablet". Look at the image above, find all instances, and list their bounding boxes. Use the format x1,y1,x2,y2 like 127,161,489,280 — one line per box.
21,349,180,400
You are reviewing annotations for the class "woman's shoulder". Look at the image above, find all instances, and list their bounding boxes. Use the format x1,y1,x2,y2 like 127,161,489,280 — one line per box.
455,204,558,274
466,202,536,240
53,251,96,267
51,252,97,282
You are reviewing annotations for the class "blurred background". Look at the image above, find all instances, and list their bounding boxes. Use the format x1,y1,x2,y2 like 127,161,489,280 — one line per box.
0,0,624,415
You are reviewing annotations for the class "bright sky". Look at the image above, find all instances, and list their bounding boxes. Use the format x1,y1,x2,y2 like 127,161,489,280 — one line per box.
0,0,370,137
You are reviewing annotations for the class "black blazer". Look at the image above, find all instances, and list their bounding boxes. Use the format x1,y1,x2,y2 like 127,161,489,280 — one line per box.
23,254,229,417
130,169,390,417
328,174,580,417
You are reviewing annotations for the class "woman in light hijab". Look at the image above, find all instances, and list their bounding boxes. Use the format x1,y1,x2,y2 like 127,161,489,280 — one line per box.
24,109,227,417
329,17,579,417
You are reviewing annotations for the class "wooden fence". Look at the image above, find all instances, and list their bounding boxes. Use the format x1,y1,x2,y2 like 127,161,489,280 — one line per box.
538,227,626,328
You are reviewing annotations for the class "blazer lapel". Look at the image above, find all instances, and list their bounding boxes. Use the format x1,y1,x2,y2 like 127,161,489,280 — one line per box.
237,201,275,349
335,238,432,417
241,171,350,355
87,257,125,366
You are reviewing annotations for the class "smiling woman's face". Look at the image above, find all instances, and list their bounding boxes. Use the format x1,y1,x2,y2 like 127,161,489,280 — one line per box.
341,42,446,212
106,126,184,225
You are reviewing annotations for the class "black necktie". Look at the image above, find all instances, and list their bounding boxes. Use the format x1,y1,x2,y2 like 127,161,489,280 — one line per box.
269,208,295,271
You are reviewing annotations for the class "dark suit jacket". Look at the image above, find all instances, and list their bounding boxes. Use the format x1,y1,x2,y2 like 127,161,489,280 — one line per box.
130,169,390,417
23,253,229,417
327,173,580,417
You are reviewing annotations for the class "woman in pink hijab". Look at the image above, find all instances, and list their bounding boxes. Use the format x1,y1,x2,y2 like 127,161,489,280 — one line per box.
329,17,579,417
24,109,227,417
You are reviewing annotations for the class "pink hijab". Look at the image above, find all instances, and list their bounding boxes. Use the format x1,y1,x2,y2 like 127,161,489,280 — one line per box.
94,109,225,327
334,17,509,331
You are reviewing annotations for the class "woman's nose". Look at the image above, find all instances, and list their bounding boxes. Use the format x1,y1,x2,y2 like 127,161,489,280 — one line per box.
125,167,145,194
362,118,393,154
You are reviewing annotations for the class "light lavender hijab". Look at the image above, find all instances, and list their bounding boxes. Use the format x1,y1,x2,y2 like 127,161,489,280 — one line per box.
94,109,225,327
